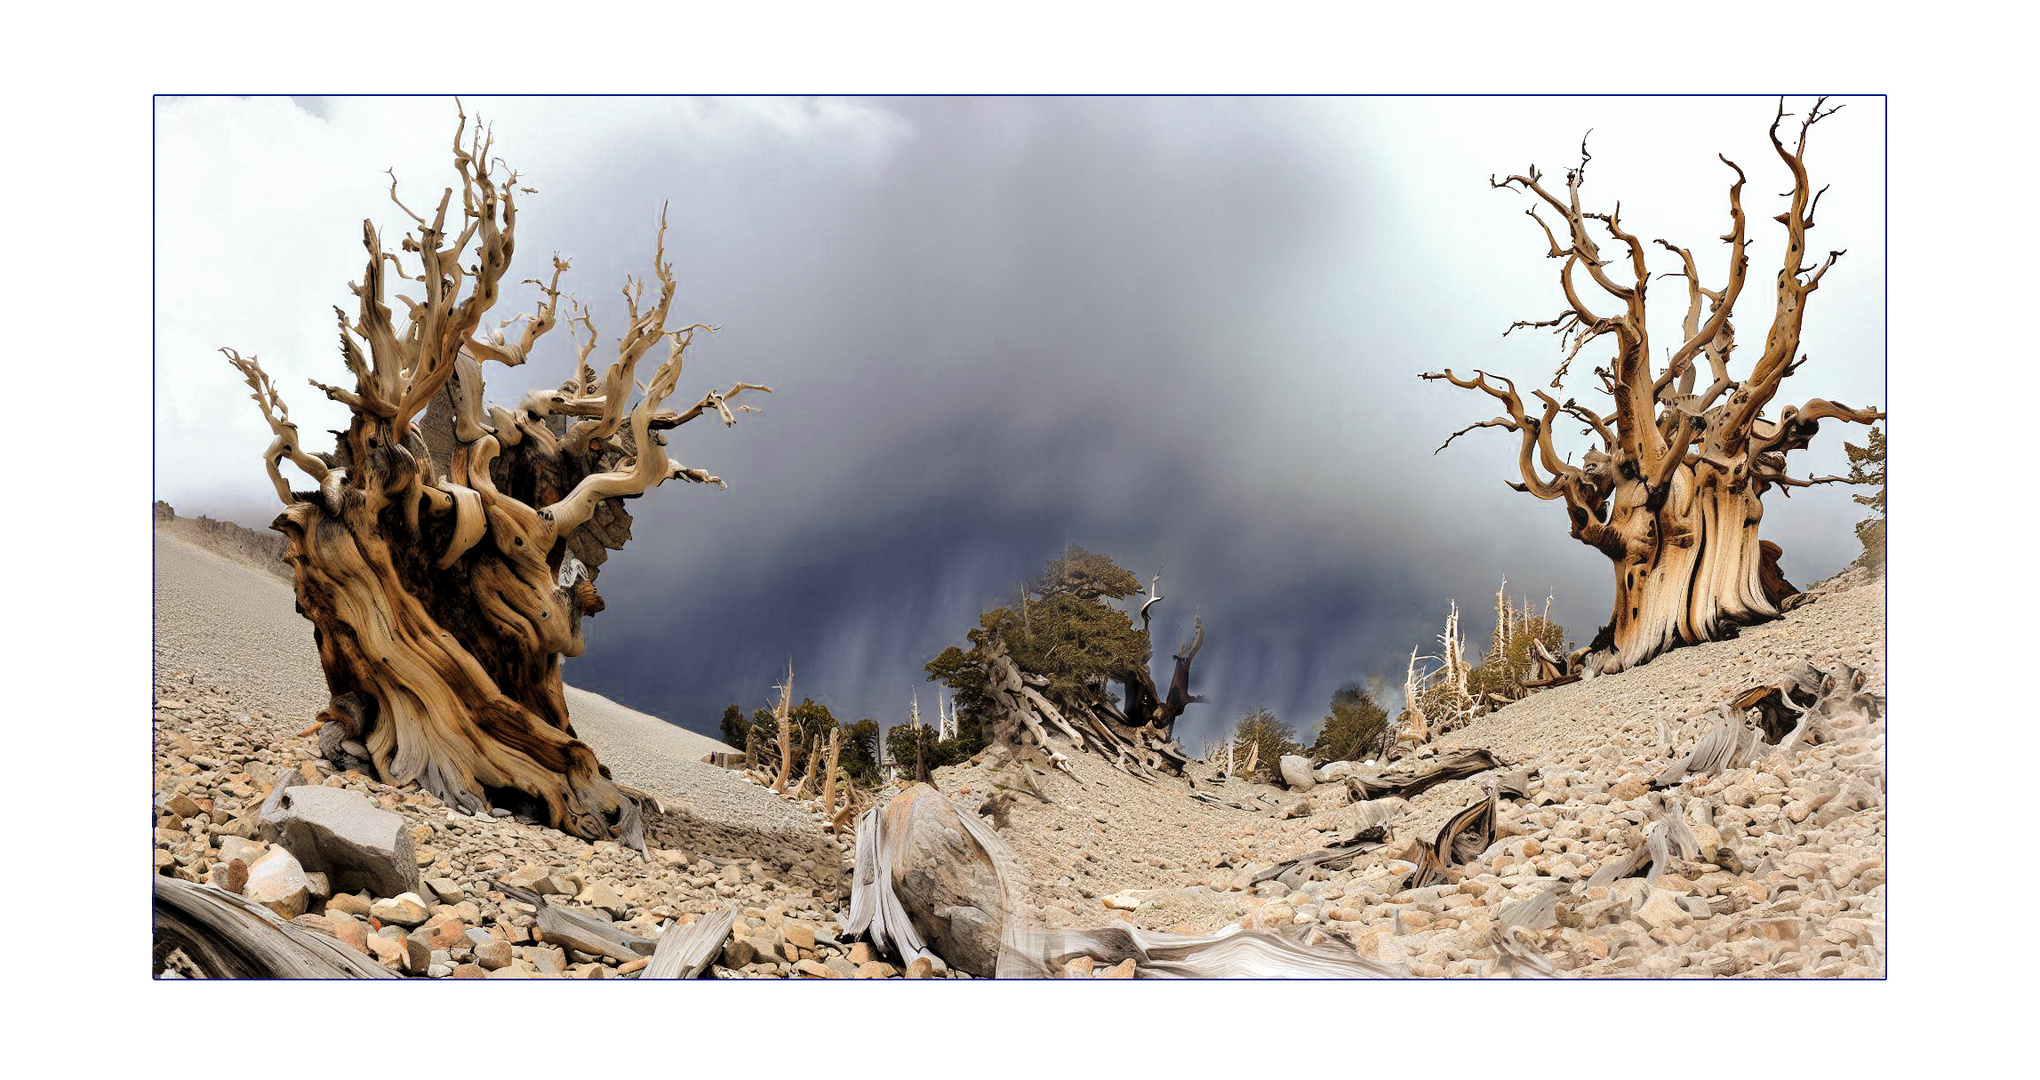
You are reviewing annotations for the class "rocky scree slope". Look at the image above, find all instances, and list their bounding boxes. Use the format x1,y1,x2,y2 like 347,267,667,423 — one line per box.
927,575,1885,978
154,524,944,979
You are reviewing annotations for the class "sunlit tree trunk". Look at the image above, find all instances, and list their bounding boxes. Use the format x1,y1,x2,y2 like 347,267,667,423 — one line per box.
1424,98,1880,675
225,108,768,847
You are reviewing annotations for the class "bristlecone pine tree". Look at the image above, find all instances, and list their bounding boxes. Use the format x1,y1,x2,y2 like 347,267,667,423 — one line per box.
925,546,1205,778
223,109,768,849
1231,708,1299,783
1424,98,1882,675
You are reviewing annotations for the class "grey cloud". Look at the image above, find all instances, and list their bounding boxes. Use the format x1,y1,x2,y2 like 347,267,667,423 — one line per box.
157,96,1885,749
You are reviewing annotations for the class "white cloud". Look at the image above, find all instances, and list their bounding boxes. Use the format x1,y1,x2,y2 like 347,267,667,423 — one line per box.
154,95,915,512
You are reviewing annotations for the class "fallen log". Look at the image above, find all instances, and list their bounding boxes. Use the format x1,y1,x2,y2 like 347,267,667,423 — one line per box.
1492,768,1537,801
1520,638,1582,690
998,922,1409,979
849,783,1410,978
642,907,738,979
1246,796,1410,890
1345,747,1503,801
843,784,1020,977
1327,796,1409,839
1188,790,1268,813
1249,837,1387,892
842,804,935,969
1585,797,1702,889
1407,786,1501,890
1496,881,1565,932
1706,660,1887,764
617,783,665,816
492,879,656,962
1490,883,1566,978
154,875,398,979
1653,711,1766,788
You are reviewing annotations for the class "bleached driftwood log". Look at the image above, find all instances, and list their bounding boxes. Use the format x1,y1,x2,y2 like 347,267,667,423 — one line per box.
642,906,739,979
1345,747,1503,801
849,785,1412,978
1406,785,1502,890
1654,660,1883,790
842,783,1019,977
1523,638,1579,689
1250,837,1387,893
1490,883,1567,978
493,879,655,962
1581,793,1704,889
844,786,1014,973
1653,710,1766,788
998,923,1409,979
154,875,399,979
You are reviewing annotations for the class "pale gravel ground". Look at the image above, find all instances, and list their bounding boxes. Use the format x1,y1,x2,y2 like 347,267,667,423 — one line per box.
932,572,1885,941
152,529,820,836
155,519,1886,976
1392,575,1883,840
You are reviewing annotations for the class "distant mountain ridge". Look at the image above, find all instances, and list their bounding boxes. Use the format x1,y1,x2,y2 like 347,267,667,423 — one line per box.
153,501,291,581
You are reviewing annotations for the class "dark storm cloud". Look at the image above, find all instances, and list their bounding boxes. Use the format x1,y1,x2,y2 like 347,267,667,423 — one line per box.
159,96,1885,749
560,95,1594,743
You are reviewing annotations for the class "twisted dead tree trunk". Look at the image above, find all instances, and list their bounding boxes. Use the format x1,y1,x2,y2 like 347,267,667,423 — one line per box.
1128,574,1208,751
225,108,767,848
1423,98,1881,676
949,558,1207,781
982,613,1204,780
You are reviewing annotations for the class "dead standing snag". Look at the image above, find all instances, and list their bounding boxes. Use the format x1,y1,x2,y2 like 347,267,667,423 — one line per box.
225,108,769,848
1423,99,1881,675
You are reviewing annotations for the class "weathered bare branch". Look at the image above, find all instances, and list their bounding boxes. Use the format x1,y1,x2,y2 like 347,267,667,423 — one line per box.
1422,369,1591,503
560,214,683,457
542,324,769,537
464,255,569,369
222,349,331,505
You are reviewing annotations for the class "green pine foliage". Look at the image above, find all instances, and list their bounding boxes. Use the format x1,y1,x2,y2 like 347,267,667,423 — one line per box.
883,718,985,776
718,703,747,748
714,697,885,786
1232,707,1301,781
1466,614,1567,702
1844,426,1885,574
1310,683,1390,763
924,544,1156,759
842,719,882,788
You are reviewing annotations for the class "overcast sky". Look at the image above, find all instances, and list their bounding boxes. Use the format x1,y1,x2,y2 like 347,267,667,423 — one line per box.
154,95,1885,748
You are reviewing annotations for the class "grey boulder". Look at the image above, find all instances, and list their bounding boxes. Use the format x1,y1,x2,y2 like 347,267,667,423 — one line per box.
258,784,421,899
